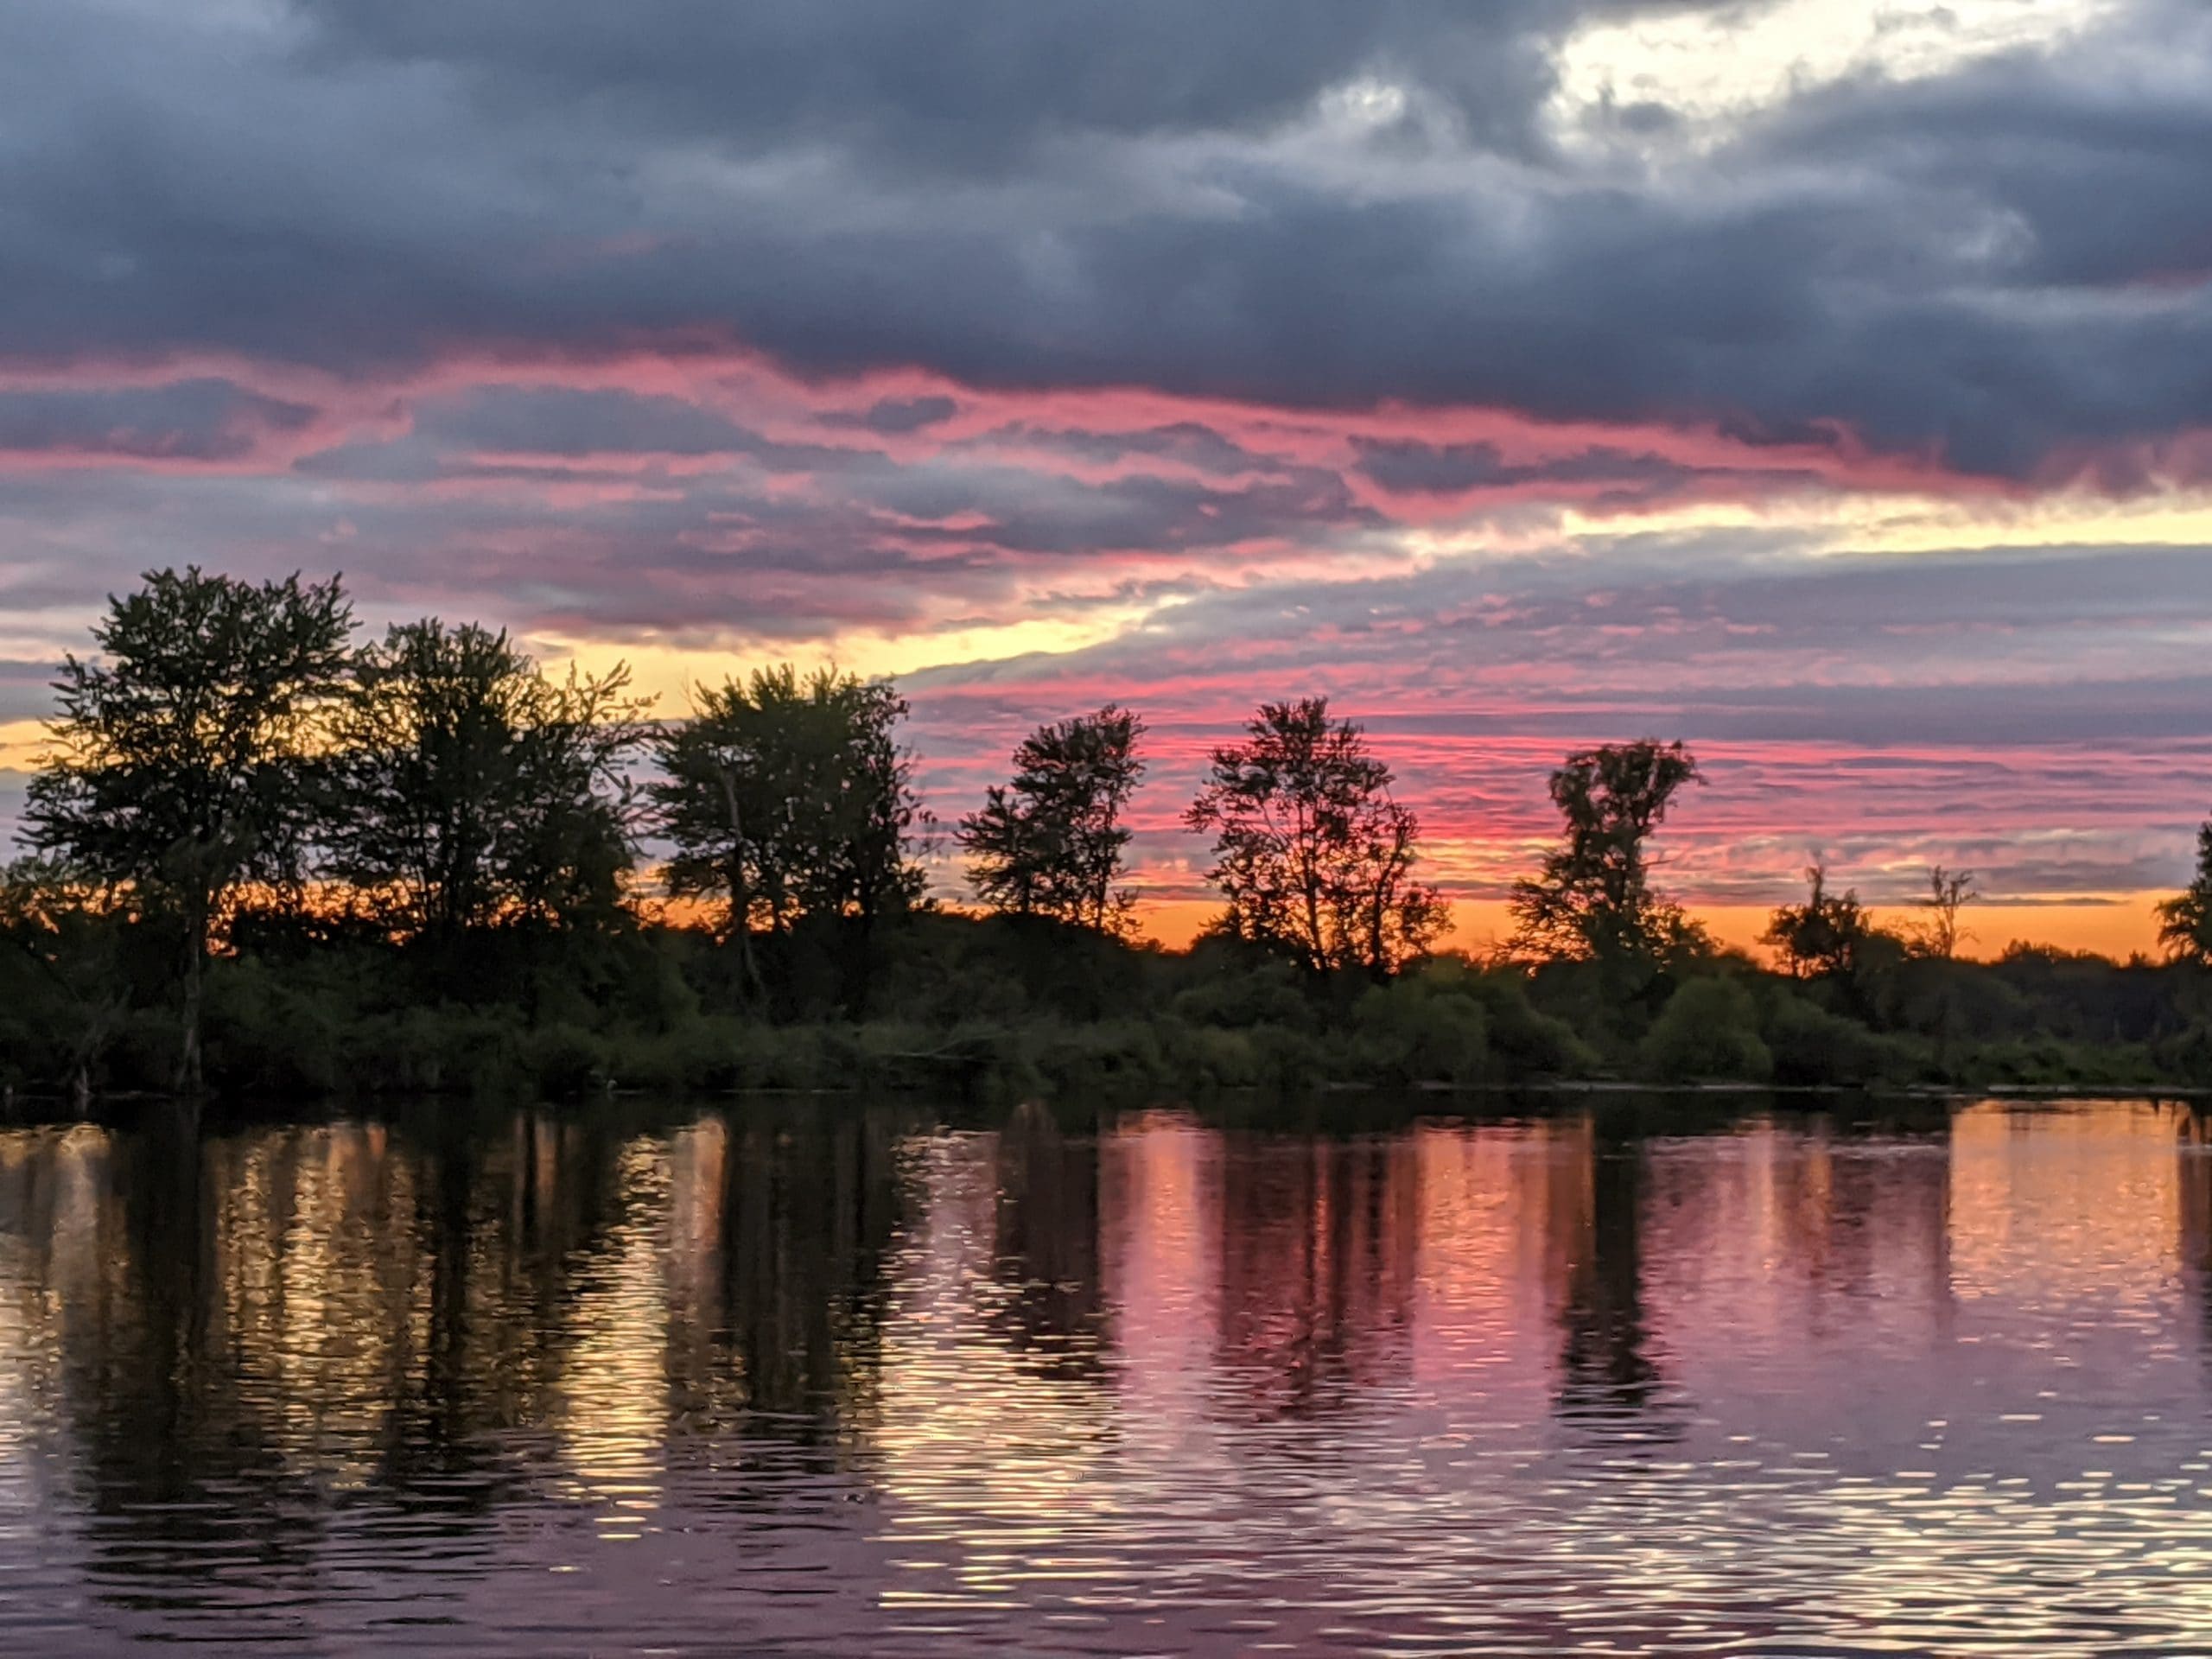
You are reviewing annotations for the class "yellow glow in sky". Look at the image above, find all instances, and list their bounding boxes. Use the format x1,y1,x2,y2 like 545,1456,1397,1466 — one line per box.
539,601,1161,711
1552,0,2116,139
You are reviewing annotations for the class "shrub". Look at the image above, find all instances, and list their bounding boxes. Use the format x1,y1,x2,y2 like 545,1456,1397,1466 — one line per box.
521,1024,609,1099
1763,993,1914,1087
1639,976,1771,1084
1458,969,1599,1079
1169,957,1310,1028
201,957,349,1096
1353,976,1490,1084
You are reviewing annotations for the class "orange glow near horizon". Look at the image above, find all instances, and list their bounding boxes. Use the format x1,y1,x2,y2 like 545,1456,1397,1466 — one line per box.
1127,894,2169,964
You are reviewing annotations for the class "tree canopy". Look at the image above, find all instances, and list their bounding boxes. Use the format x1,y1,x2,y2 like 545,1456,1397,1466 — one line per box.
22,567,353,1090
959,705,1146,932
2158,819,2212,964
15,565,2211,1106
1764,863,1882,981
1915,864,1980,961
1185,697,1446,977
1510,739,1702,965
324,620,649,946
650,666,926,1007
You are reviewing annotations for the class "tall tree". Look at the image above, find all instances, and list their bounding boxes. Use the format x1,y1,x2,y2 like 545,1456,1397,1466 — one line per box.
1762,862,1878,980
1510,739,1702,963
2158,818,2212,963
324,620,649,947
1184,697,1446,978
22,568,352,1091
960,705,1146,932
1915,864,1980,960
650,666,925,997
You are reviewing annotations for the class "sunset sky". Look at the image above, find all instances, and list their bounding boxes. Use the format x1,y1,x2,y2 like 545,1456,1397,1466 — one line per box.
3,0,2209,956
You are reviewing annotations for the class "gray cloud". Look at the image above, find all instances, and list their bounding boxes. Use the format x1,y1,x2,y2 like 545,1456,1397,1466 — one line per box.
0,1,2203,477
975,423,1283,479
826,396,960,435
1351,438,1724,499
912,535,2212,747
283,0,1583,166
0,381,319,462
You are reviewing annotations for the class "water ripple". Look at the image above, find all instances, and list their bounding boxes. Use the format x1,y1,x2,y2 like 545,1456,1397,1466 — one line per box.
0,1098,2208,1654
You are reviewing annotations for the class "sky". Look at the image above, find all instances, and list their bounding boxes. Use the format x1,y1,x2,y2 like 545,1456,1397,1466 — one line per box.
3,0,2210,957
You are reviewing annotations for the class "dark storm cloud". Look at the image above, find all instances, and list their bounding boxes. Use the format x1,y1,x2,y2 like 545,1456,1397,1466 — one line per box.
0,381,319,462
978,423,1285,479
824,397,961,436
0,0,2205,478
1759,41,2212,295
414,387,863,473
284,0,1579,164
1352,439,1706,496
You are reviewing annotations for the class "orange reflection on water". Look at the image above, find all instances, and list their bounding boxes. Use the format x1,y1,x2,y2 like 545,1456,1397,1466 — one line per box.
1948,1100,2187,1318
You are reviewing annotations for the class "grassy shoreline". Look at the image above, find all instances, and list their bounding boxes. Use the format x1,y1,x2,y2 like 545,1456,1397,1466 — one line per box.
10,910,2212,1108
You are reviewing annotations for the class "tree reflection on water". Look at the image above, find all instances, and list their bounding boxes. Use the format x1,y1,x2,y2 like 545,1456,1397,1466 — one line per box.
3,1095,2211,1654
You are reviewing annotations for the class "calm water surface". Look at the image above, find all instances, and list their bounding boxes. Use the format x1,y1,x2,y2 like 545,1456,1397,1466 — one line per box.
3,1096,2212,1656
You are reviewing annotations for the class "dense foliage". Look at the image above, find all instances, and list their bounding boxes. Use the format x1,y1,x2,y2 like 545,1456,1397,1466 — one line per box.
960,705,1145,933
22,569,353,1091
1185,698,1445,978
648,665,926,1012
327,620,648,950
1510,739,1703,968
11,568,2212,1107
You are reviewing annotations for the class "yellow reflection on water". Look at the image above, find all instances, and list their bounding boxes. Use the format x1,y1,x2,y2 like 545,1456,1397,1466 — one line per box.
550,1136,674,1536
869,1124,1117,1608
201,1125,431,1484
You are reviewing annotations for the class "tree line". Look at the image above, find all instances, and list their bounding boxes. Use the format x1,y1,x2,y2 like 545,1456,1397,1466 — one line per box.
11,566,2212,1102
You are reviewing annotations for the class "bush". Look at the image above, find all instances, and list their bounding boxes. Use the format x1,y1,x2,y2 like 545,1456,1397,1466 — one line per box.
1164,1024,1267,1089
1353,976,1490,1084
1455,968,1599,1079
1029,1020,1167,1096
521,1024,609,1099
2160,1019,2212,1084
201,956,350,1095
1169,955,1310,1028
1967,1035,2159,1090
1640,976,1771,1084
1763,993,1915,1087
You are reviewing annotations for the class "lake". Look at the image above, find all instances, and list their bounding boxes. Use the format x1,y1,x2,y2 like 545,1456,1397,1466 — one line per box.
2,1095,2210,1656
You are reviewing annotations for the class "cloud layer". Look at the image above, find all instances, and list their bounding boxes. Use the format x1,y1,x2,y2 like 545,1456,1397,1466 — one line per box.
3,0,2210,943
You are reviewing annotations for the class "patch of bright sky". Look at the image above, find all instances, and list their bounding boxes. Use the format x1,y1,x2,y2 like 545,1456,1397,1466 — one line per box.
1383,482,2212,578
541,600,1166,711
535,477,2212,708
1554,484,2212,558
1549,0,2118,145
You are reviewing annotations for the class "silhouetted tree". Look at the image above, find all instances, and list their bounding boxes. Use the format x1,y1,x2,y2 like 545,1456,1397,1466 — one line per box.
1914,864,1980,960
0,857,132,1104
651,666,925,1002
1764,862,1882,981
1185,697,1446,978
1510,739,1703,964
2159,819,2212,964
960,705,1146,932
324,620,649,948
22,568,352,1090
